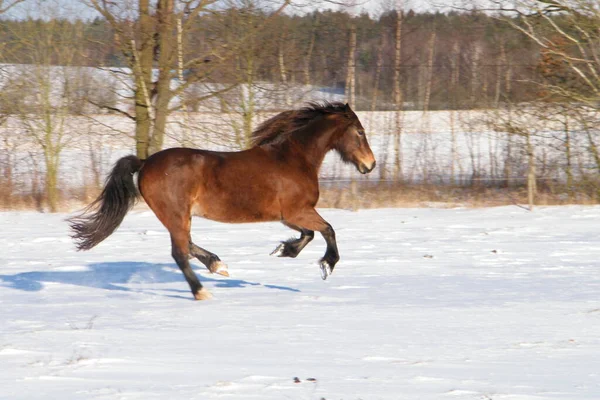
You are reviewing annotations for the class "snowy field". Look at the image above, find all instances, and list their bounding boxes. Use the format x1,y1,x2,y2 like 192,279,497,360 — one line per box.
1,206,600,399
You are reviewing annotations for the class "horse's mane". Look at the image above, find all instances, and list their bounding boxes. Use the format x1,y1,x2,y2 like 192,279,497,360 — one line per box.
250,101,350,147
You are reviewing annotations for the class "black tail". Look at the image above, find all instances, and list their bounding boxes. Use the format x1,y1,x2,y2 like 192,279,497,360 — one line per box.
68,155,144,251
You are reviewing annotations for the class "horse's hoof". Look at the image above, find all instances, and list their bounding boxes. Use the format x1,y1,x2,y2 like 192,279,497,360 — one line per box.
211,261,229,277
270,243,285,257
320,261,332,280
194,288,213,300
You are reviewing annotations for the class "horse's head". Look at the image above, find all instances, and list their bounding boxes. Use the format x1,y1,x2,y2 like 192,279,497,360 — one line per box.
334,103,376,174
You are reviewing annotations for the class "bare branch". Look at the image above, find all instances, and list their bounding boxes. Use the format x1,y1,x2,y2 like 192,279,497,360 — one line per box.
0,0,25,14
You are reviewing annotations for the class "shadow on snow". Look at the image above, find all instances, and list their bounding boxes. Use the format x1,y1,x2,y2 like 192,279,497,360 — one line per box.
0,261,300,298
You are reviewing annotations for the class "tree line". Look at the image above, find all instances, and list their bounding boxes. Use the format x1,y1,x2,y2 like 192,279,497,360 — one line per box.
0,6,541,111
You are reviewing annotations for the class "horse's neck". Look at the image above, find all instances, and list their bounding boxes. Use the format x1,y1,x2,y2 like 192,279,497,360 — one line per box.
288,118,338,171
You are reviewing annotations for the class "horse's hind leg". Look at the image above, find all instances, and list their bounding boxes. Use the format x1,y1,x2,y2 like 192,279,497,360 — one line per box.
170,227,212,300
148,205,210,300
271,222,314,258
189,242,229,277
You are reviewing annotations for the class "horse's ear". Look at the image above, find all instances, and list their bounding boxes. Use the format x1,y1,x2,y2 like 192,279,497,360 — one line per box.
343,103,352,116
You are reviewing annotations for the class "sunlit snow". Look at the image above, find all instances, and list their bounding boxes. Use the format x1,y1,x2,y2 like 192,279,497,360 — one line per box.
1,206,599,399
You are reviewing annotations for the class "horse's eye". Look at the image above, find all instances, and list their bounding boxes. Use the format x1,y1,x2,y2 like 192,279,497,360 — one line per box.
358,130,365,136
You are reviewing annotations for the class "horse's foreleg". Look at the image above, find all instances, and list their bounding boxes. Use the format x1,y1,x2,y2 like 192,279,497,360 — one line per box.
271,222,314,258
283,209,339,280
317,223,338,280
189,242,229,277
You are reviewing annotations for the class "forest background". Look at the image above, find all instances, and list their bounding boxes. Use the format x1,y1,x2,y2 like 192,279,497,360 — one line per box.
1,0,599,211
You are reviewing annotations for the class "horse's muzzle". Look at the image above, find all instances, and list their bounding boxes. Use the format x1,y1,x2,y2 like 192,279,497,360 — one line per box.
358,160,376,174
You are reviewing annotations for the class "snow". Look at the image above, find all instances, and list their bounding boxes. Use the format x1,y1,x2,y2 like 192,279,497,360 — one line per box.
1,206,600,399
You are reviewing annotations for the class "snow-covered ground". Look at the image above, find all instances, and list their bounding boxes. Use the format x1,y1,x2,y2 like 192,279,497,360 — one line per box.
1,206,600,399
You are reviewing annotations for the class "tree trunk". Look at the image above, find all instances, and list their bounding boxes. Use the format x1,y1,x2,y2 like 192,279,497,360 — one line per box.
45,158,59,212
370,35,385,177
149,0,175,155
450,42,459,184
417,52,425,110
392,10,403,181
586,129,600,173
278,33,291,106
243,68,255,148
345,23,357,108
133,0,154,159
564,114,573,199
370,36,385,112
89,139,103,189
303,14,319,86
526,131,536,210
423,28,436,112
494,41,505,107
505,56,512,100
504,134,512,187
470,42,481,107
177,17,191,147
450,109,456,184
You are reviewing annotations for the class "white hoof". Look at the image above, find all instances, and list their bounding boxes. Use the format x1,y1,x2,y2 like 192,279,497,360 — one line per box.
211,261,229,277
194,288,213,300
320,261,332,280
270,243,285,257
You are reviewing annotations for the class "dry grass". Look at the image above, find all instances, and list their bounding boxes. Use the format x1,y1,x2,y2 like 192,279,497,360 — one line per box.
0,181,42,211
0,182,103,212
2,181,600,212
318,182,600,209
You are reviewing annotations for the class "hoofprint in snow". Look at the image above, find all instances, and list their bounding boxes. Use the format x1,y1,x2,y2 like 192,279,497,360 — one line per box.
1,206,600,400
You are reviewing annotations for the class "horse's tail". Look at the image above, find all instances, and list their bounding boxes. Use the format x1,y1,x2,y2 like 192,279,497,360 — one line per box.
68,155,144,251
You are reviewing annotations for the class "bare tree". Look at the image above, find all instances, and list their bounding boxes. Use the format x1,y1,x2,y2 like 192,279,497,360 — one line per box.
470,41,482,107
0,1,26,205
423,27,436,113
491,0,600,200
0,8,86,211
215,1,292,149
449,41,460,184
0,0,24,13
87,0,289,158
484,106,541,210
345,23,357,107
392,7,404,181
278,29,291,106
494,0,600,106
303,13,319,86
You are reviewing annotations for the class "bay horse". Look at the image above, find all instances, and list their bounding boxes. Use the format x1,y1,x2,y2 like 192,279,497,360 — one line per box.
68,102,376,300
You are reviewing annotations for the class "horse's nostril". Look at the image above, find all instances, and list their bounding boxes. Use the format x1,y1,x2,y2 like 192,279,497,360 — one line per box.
363,161,376,173
359,162,375,174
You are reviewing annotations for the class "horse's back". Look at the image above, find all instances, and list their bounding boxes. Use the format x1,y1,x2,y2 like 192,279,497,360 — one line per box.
138,147,204,195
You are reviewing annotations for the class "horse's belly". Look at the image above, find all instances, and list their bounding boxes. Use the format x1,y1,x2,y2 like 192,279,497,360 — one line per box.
191,195,280,223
